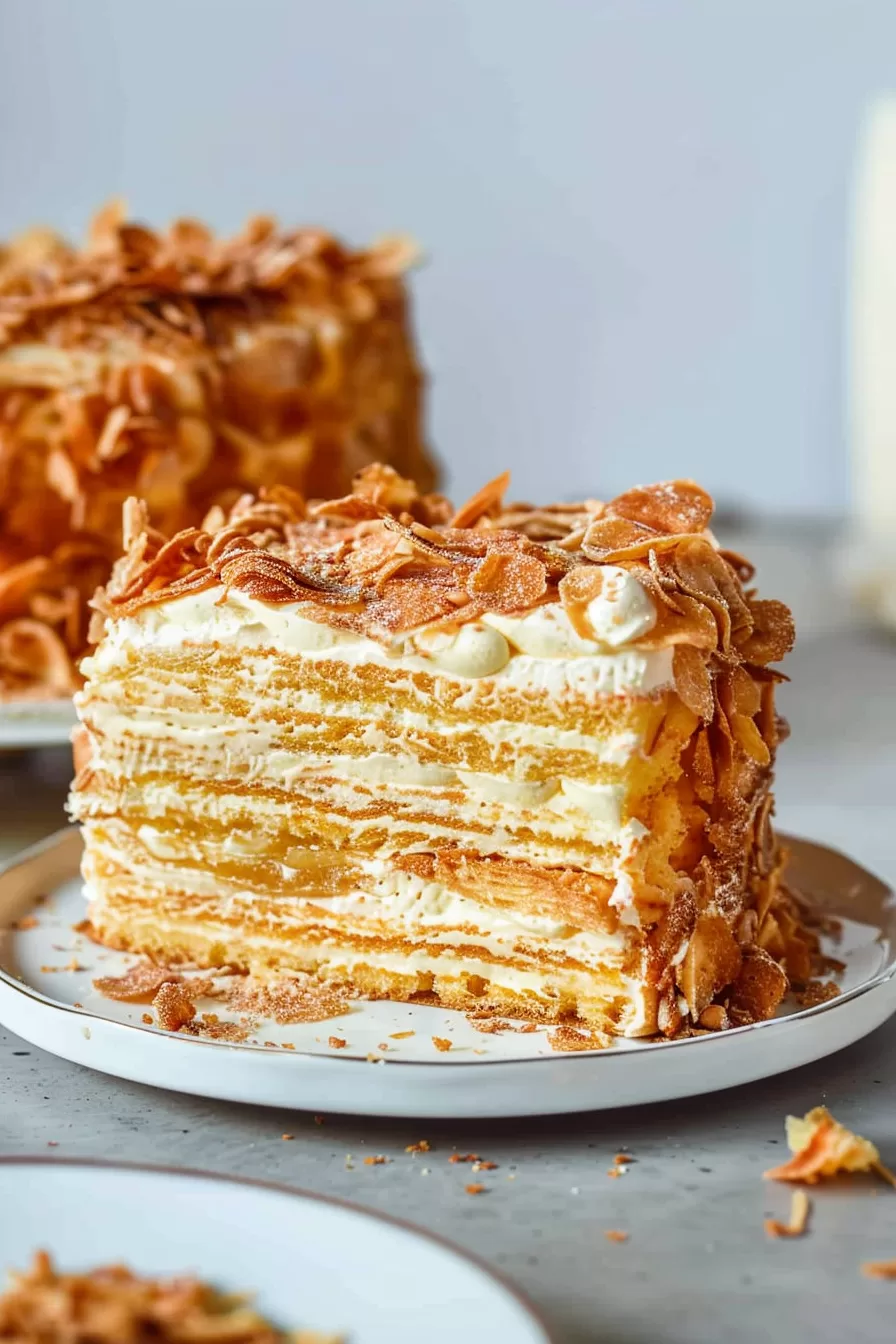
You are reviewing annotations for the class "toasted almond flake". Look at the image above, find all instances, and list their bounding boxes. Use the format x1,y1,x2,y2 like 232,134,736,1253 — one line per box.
432,1035,452,1052
390,1030,415,1039
764,1107,895,1186
406,1140,431,1154
0,1249,326,1339
92,962,181,1003
764,1190,811,1238
328,1036,347,1049
449,1153,480,1165
465,1183,486,1195
282,1134,294,1141
141,1013,152,1025
862,1258,896,1280
604,1230,629,1243
364,1155,389,1166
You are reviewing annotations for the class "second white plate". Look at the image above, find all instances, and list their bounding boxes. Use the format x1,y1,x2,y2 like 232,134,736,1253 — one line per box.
0,828,894,1118
0,1158,550,1343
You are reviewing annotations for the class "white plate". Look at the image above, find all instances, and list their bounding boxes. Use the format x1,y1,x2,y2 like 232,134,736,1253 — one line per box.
0,1158,550,1343
0,698,76,750
1,829,894,1119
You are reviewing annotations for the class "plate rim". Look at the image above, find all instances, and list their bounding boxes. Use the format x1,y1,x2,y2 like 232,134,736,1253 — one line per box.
1,827,895,1070
0,1154,555,1343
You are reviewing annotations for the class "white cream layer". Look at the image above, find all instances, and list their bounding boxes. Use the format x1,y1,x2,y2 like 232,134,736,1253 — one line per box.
83,854,648,1032
123,765,646,870
85,575,673,698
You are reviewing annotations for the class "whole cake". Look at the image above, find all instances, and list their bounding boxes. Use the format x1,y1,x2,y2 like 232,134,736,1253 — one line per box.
70,466,808,1038
0,204,432,699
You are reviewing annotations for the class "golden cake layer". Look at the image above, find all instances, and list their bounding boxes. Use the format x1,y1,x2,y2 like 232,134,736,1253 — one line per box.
70,466,807,1037
0,203,433,698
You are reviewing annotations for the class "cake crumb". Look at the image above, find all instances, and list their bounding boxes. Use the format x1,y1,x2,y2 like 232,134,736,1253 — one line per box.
141,1013,153,1025
449,1153,480,1165
465,1183,486,1195
467,1015,538,1035
364,1155,389,1166
605,1230,629,1243
795,980,841,1008
406,1140,431,1155
432,1036,452,1052
472,1160,498,1172
182,1018,252,1043
390,1030,415,1039
152,981,197,1032
550,1025,609,1052
329,1036,348,1049
282,1134,294,1141
226,976,350,1025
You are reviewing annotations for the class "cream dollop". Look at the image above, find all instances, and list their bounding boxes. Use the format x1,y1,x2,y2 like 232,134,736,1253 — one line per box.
483,605,600,657
586,567,656,646
411,623,511,677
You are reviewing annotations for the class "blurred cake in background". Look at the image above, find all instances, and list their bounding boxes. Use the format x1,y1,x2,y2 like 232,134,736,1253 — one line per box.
0,202,433,699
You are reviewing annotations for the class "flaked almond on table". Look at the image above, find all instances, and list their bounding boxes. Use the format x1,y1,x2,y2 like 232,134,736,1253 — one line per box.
764,1107,896,1187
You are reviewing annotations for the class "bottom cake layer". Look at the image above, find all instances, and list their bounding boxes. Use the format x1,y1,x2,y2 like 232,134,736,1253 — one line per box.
83,855,658,1036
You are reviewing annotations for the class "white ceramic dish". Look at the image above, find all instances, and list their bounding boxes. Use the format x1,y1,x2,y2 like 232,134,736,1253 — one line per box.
0,829,894,1119
0,698,76,750
0,1158,551,1343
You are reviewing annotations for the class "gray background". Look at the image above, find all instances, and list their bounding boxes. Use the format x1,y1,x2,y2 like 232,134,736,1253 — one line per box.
2,0,895,513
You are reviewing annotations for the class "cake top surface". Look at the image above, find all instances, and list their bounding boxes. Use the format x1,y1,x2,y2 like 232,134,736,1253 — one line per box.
0,200,416,354
92,464,794,715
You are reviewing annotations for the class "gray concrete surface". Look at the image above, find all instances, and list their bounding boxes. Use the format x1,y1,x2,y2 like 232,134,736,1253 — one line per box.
1,614,895,1343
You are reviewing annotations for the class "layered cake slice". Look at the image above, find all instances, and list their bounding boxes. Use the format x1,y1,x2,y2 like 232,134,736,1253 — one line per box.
70,466,807,1037
0,203,432,698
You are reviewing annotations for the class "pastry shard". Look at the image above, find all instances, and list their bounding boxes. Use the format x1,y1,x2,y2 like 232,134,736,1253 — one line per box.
70,467,810,1037
0,203,432,698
